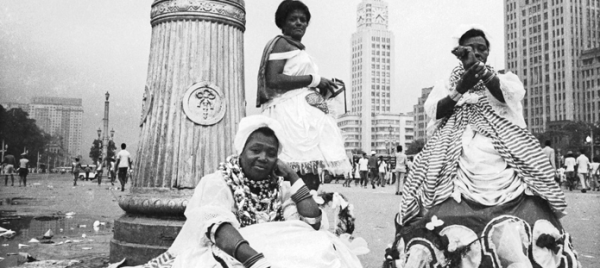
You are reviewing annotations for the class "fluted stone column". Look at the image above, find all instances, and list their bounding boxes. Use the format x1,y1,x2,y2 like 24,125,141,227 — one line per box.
110,0,245,265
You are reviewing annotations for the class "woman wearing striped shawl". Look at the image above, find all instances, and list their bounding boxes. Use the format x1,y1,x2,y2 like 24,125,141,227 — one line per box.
384,25,580,268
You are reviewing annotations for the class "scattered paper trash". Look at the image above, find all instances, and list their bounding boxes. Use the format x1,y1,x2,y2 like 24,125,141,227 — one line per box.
28,238,40,243
1,244,8,247
107,258,126,268
100,222,107,226
81,234,87,238
78,225,86,228
33,183,41,186
72,239,81,243
0,257,3,261
43,229,54,239
93,220,100,232
59,228,63,232
82,247,92,250
18,244,29,249
0,230,15,238
65,212,76,219
64,240,72,244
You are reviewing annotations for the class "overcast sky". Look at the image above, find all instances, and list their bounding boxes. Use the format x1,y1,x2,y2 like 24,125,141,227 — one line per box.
0,0,504,161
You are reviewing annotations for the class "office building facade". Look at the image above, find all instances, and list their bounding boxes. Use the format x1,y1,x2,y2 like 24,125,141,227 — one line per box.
504,0,600,133
28,97,84,158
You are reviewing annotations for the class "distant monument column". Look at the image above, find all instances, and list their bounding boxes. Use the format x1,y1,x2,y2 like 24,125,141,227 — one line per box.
110,0,245,265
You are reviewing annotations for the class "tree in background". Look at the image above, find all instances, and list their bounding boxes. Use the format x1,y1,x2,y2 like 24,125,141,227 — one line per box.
0,105,50,167
107,140,117,161
406,139,426,155
89,139,102,164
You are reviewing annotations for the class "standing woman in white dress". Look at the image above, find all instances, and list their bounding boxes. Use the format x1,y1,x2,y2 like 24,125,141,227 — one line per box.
257,0,352,190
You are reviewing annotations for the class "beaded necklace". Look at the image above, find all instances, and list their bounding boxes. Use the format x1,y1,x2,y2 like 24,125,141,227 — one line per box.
219,155,284,227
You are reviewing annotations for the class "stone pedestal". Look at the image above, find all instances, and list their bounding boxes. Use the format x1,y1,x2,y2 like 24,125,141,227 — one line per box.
110,0,245,265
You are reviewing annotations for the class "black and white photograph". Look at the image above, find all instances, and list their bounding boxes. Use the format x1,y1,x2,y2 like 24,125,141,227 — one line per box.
1,0,599,267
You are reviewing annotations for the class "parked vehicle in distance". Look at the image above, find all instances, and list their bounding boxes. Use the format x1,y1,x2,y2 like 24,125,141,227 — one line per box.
78,165,98,181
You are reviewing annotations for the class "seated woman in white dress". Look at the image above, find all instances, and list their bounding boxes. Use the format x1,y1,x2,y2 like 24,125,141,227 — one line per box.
257,0,352,191
384,25,580,268
133,115,362,268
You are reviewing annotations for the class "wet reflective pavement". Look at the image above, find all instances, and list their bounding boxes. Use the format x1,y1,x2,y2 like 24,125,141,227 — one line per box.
0,211,113,268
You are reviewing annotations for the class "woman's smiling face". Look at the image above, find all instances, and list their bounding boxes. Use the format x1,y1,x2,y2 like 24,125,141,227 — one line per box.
282,9,309,41
240,130,279,181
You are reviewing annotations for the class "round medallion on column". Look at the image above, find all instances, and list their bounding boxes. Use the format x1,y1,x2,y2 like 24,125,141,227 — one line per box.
182,82,227,125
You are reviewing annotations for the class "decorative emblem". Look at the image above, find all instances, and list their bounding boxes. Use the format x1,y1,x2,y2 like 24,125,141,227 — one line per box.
182,81,226,125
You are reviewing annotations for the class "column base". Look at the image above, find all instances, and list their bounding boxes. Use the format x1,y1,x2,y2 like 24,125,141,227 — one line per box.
109,214,184,266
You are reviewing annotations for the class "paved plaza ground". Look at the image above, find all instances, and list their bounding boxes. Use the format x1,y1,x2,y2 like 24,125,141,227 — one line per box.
0,173,598,267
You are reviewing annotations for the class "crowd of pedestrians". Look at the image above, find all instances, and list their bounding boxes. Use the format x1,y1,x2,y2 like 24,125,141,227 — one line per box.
542,140,600,193
335,147,413,192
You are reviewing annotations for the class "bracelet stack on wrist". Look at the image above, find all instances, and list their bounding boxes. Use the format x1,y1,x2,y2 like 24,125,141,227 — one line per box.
483,72,496,84
308,74,321,88
291,184,312,203
233,239,249,260
244,253,271,268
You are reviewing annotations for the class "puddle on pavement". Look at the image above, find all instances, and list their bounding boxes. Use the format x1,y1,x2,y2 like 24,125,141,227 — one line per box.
0,212,113,268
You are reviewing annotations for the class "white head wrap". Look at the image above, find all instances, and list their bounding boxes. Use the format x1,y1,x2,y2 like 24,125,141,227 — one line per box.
234,115,287,155
451,24,493,49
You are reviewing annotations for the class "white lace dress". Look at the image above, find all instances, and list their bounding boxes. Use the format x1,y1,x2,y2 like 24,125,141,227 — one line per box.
134,171,363,268
261,49,352,176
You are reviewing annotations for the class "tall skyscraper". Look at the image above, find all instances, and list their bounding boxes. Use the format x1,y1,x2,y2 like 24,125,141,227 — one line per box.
504,0,600,133
28,97,84,158
413,86,433,142
342,0,397,154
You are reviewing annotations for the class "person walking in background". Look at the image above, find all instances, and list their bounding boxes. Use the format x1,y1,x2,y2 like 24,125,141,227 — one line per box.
84,164,91,181
576,149,590,193
563,151,576,191
116,143,132,192
96,159,104,186
589,157,600,191
367,151,378,189
3,153,16,186
353,158,360,187
377,156,387,187
394,145,407,196
109,157,116,186
541,140,556,182
358,153,369,188
18,153,29,187
72,158,82,186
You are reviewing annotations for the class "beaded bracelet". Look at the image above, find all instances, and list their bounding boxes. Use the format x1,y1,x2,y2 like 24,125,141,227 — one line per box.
233,239,249,260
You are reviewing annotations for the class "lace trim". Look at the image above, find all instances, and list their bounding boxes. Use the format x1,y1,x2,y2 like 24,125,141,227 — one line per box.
288,159,353,176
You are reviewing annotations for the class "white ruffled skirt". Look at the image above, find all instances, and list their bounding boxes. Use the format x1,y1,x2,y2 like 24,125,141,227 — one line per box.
171,220,362,268
262,88,352,175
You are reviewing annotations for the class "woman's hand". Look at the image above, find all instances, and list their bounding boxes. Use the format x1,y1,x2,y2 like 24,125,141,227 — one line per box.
455,62,487,94
316,77,337,97
273,159,300,183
